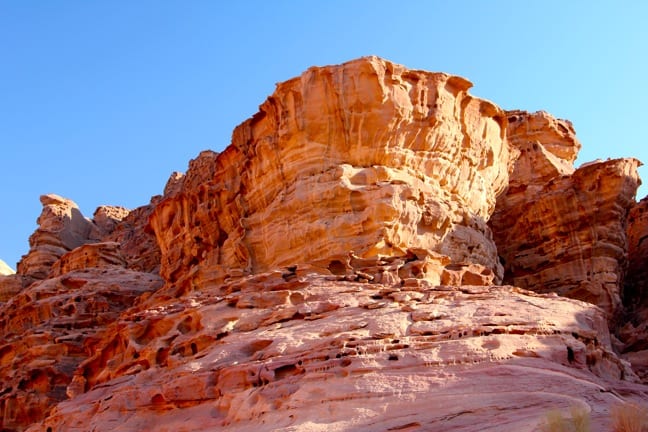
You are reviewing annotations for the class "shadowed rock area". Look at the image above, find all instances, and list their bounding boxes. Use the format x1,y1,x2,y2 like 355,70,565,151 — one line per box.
0,56,646,432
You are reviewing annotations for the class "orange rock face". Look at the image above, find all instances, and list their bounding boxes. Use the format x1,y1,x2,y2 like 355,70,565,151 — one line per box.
0,268,162,431
149,56,511,290
490,111,641,321
17,194,97,281
1,57,647,431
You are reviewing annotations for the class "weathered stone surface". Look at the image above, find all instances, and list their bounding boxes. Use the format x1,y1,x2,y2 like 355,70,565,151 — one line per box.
27,272,643,432
505,109,581,165
0,274,27,303
618,196,648,380
50,242,127,277
490,111,641,320
103,201,161,274
2,58,648,432
13,195,161,285
17,195,97,280
149,56,511,289
0,259,14,276
0,268,163,431
89,205,130,239
624,196,648,315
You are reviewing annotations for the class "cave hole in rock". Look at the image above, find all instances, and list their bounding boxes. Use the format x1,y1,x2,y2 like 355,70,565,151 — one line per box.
328,260,347,276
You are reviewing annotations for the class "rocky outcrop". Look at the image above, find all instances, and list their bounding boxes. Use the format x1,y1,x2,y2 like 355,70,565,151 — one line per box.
490,111,641,321
0,268,163,431
1,57,647,432
149,56,512,292
624,196,648,315
618,196,648,379
49,242,127,277
0,275,26,303
29,272,642,432
103,201,161,273
17,195,97,280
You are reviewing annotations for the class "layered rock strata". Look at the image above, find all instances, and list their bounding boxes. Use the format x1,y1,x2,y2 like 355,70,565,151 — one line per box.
0,268,163,431
490,111,641,320
28,271,641,432
0,57,647,432
17,195,98,281
618,197,648,379
0,195,162,430
149,56,512,290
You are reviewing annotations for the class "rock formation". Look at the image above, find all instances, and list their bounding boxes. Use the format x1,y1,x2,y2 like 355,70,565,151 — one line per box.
149,57,512,291
1,57,647,432
490,111,641,322
16,194,98,281
617,196,648,380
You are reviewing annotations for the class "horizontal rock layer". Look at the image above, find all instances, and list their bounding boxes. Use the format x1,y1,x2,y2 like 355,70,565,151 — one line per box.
28,272,642,432
490,111,641,321
0,57,646,432
0,268,163,431
149,56,512,288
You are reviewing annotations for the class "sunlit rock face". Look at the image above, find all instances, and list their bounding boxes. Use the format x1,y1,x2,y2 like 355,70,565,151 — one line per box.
0,268,163,432
490,110,641,321
2,57,648,432
29,272,636,432
149,56,512,290
16,194,97,280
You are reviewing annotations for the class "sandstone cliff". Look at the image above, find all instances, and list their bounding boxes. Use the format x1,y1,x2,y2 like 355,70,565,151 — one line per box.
0,57,646,432
490,111,641,322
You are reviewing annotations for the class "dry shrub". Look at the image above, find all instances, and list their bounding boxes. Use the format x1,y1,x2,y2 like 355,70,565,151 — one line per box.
542,406,590,432
611,402,648,432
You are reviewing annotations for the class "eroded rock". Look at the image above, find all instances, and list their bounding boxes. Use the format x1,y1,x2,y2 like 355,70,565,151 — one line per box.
0,268,163,431
30,272,641,432
491,111,641,321
17,195,96,280
149,56,511,288
1,58,647,432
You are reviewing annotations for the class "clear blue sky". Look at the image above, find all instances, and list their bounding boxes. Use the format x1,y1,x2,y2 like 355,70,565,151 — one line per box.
1,1,646,269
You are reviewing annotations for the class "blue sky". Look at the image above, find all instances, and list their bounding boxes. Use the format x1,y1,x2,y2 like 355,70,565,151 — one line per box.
1,1,646,269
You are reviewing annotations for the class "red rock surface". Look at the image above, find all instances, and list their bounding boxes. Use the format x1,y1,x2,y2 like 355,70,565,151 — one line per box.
618,196,648,380
0,268,162,431
29,273,642,432
149,57,512,290
490,111,641,321
1,57,647,432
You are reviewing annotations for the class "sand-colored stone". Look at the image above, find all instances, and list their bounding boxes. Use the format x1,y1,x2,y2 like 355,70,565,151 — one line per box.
0,274,27,303
149,56,511,288
17,195,97,280
617,196,648,380
625,196,648,315
103,200,161,274
28,271,643,432
490,111,641,320
50,242,127,277
0,268,163,431
89,205,130,239
1,58,647,432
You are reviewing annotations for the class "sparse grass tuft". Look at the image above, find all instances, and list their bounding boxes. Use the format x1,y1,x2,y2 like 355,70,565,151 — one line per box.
611,402,648,432
541,406,590,432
